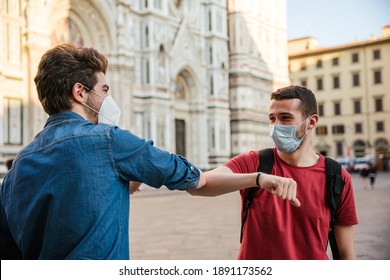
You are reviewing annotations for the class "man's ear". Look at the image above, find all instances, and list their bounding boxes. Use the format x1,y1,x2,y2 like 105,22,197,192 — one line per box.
72,83,86,103
308,114,319,129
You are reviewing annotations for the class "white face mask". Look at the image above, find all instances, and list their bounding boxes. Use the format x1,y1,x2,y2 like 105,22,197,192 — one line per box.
97,95,121,125
82,86,121,125
269,118,309,153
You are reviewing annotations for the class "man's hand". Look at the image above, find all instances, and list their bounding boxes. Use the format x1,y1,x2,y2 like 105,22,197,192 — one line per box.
130,181,142,195
258,173,301,207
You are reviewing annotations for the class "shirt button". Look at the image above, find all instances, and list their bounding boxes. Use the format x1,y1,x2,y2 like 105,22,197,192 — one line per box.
190,166,194,171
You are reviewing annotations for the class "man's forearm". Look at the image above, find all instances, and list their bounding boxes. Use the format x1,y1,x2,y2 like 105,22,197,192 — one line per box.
188,170,258,197
188,170,286,196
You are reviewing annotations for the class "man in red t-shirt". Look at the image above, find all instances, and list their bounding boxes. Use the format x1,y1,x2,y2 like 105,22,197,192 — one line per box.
189,85,358,260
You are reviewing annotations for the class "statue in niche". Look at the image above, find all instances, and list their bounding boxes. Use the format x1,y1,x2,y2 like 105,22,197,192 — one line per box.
174,77,185,99
158,45,166,83
219,62,226,96
51,18,84,47
174,0,183,9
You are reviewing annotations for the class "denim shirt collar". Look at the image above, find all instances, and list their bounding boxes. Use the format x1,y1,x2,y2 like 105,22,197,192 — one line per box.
44,111,89,128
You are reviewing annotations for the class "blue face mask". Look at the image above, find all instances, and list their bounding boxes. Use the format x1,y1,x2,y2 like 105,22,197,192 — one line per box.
269,118,309,153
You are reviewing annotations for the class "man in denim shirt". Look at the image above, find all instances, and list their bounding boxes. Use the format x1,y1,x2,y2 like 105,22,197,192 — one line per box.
0,44,206,259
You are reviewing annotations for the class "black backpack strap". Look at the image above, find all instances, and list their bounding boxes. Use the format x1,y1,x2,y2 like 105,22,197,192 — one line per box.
325,157,345,260
240,148,274,243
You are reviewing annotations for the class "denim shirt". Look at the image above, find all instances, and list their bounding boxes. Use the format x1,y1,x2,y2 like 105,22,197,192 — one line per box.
0,112,200,259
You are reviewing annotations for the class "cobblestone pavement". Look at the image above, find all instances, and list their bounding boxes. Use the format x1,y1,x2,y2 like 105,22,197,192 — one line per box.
129,172,390,260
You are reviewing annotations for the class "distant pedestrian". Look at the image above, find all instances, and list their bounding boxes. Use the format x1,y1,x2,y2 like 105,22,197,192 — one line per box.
368,162,377,190
360,166,370,190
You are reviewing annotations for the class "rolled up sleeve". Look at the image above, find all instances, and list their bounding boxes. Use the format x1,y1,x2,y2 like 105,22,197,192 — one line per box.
109,127,200,190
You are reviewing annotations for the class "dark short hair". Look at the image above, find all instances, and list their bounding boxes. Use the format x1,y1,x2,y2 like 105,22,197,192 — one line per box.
270,85,318,118
34,44,108,115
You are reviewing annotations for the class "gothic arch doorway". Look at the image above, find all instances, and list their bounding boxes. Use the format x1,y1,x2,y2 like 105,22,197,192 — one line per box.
173,69,197,159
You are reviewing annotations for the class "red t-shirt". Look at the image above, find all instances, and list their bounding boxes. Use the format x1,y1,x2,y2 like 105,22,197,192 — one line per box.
225,148,358,260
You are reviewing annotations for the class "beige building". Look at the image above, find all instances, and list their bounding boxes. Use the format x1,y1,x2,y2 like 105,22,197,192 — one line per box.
0,0,288,171
289,26,390,170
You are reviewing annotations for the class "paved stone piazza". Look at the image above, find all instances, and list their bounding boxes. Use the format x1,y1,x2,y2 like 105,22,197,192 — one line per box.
129,172,390,260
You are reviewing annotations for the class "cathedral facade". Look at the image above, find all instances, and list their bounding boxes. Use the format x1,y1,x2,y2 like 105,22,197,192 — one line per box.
0,0,288,170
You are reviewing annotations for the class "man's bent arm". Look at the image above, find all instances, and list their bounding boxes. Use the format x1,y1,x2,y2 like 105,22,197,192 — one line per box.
188,166,300,207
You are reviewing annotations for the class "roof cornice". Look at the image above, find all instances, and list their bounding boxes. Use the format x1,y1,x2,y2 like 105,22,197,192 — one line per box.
289,37,390,58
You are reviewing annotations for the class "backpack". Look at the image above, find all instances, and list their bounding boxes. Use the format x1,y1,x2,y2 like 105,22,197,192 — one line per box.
240,148,345,260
